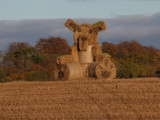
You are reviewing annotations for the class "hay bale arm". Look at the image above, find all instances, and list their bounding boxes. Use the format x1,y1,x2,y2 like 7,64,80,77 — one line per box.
94,53,111,62
57,55,74,65
57,45,79,65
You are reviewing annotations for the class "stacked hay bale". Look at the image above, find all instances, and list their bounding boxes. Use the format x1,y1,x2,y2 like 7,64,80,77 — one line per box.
56,45,93,80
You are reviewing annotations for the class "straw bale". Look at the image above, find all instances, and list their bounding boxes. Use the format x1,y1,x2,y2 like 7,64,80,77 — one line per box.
71,45,79,62
65,19,79,32
78,45,93,63
57,55,74,65
66,62,84,80
74,24,98,47
58,19,116,80
95,53,111,62
57,62,84,80
65,19,106,50
81,63,90,77
57,64,70,81
53,65,59,81
88,62,99,78
78,36,88,51
88,61,116,80
95,61,116,80
92,21,107,33
92,45,102,57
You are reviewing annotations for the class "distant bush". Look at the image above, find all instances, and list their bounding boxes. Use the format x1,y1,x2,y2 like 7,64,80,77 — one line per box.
0,73,8,80
0,69,8,82
116,61,139,78
0,41,58,82
0,76,13,83
116,61,157,78
25,71,55,81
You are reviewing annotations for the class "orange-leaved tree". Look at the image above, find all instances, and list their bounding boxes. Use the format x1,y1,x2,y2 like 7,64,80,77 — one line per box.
35,37,71,55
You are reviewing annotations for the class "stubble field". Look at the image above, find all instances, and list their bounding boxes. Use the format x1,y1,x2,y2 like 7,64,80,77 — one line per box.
0,78,160,120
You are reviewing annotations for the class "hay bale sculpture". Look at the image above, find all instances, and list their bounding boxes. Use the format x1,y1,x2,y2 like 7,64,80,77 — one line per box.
56,19,116,80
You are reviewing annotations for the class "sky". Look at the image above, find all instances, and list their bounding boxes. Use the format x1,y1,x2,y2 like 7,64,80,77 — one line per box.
1,0,160,20
0,0,160,51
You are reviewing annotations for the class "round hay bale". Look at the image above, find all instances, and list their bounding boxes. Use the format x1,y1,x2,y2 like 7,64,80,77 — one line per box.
57,62,84,80
57,64,70,81
88,61,99,78
95,61,116,80
81,63,90,77
78,45,93,63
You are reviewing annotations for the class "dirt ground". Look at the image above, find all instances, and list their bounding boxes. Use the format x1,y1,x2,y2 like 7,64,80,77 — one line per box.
0,78,160,120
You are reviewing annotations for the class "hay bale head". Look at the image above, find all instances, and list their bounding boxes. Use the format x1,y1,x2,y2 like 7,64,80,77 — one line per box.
65,19,106,51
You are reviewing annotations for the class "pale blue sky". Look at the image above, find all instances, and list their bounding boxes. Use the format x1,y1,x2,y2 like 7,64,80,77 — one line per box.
0,0,160,20
0,0,160,51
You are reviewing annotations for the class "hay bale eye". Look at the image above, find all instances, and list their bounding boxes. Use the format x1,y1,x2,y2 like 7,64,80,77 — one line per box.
77,28,81,32
89,29,93,34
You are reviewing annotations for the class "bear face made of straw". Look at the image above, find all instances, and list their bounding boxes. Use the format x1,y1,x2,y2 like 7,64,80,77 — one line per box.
65,19,106,51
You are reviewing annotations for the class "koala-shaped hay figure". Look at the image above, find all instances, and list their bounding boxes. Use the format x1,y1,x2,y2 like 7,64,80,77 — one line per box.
56,19,116,81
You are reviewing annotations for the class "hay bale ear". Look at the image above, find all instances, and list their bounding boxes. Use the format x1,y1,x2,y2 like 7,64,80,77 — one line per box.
65,19,79,32
92,21,106,33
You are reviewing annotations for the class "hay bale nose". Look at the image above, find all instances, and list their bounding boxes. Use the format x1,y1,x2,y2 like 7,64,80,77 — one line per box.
78,36,88,51
81,37,87,41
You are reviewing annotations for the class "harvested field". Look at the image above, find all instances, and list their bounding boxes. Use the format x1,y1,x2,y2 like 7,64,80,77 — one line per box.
0,78,160,120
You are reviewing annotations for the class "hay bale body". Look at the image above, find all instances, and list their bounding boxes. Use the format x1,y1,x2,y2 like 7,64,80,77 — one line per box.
78,45,93,64
57,62,84,80
88,61,99,78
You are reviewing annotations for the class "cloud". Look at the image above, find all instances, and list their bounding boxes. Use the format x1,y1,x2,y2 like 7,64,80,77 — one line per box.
0,19,70,51
100,13,160,47
0,12,160,51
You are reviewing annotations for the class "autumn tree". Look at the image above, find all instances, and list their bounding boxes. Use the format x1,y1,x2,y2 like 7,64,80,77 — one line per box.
3,42,45,69
7,42,30,53
0,50,3,58
102,40,160,78
35,37,71,55
102,42,118,57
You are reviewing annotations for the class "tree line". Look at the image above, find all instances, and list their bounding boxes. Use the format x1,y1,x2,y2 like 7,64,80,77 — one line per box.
103,41,160,78
0,37,160,82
